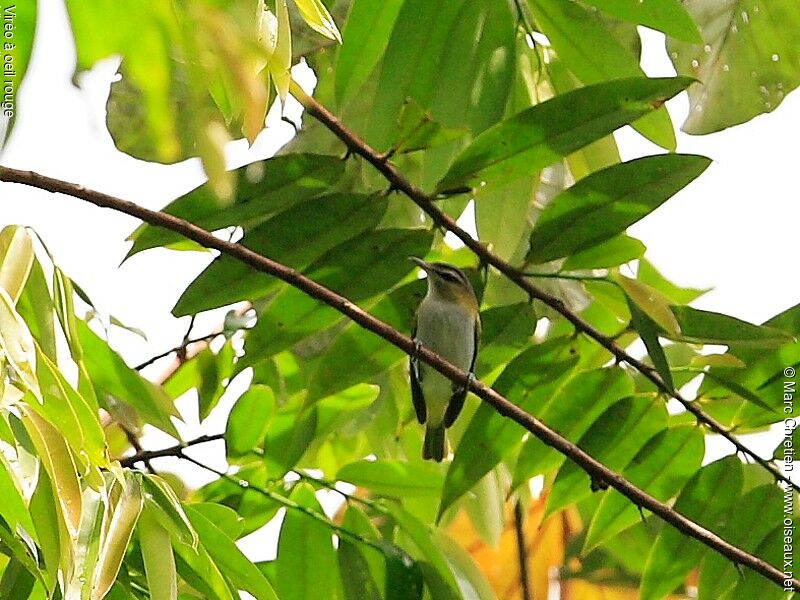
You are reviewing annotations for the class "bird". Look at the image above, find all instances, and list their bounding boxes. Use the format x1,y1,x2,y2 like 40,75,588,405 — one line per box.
409,257,480,461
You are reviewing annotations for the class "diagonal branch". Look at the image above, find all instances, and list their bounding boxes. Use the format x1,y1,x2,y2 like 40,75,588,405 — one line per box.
289,81,798,495
0,166,795,591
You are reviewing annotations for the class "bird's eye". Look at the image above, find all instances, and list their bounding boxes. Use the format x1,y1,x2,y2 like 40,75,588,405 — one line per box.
438,270,460,283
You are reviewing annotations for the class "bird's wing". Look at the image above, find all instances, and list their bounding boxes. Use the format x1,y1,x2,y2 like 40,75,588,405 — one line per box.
444,314,480,428
410,323,426,424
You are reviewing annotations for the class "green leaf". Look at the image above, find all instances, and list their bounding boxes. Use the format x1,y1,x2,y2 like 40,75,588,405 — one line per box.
432,530,497,600
527,154,710,263
0,558,35,600
697,484,782,599
531,0,677,149
669,306,794,347
640,456,743,600
334,0,404,106
382,502,461,600
561,234,645,270
583,0,702,42
16,258,58,360
474,303,538,377
367,0,515,149
337,460,444,498
547,396,668,516
242,228,433,364
583,424,705,551
0,456,36,541
626,298,675,393
307,279,425,401
173,535,236,600
512,368,634,486
29,470,62,587
293,0,341,42
189,503,245,540
0,1,36,148
163,343,234,421
617,275,681,336
274,482,336,600
142,475,198,548
0,287,39,396
439,337,579,518
338,507,383,600
225,385,276,456
669,0,800,134
126,154,344,257
77,319,180,438
700,369,775,412
437,77,692,192
384,544,424,600
637,258,708,305
139,505,178,600
393,99,467,154
173,193,387,316
186,506,279,600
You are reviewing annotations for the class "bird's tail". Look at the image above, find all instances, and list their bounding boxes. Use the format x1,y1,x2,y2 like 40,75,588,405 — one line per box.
423,424,447,462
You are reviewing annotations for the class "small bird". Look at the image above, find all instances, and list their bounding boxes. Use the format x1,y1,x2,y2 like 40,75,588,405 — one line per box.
409,257,480,461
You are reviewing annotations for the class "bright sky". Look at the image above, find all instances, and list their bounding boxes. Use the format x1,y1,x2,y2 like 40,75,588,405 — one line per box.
1,0,798,563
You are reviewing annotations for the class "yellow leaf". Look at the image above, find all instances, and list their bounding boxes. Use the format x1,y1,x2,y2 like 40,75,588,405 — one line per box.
0,286,40,399
690,353,746,368
139,504,178,600
292,0,342,43
197,121,234,203
0,225,34,304
616,275,681,336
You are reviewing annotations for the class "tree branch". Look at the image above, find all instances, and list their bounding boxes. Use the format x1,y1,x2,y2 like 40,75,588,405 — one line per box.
289,81,798,495
0,166,795,591
134,332,220,371
119,433,224,467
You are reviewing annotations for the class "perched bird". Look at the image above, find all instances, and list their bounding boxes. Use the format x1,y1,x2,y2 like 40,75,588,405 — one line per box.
409,257,480,461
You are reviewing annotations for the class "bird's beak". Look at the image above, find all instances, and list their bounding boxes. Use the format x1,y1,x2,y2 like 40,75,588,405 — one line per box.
408,256,430,271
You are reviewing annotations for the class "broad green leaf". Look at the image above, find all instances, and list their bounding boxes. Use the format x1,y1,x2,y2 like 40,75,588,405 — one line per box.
275,483,336,600
474,177,534,266
583,0,702,42
439,337,579,518
33,347,107,465
547,396,668,516
186,506,279,600
0,558,36,600
172,535,236,600
436,77,692,192
243,228,433,363
0,518,42,593
383,501,461,600
640,456,743,600
669,0,800,134
584,424,705,550
225,385,276,456
626,298,675,393
15,258,57,360
338,507,383,600
307,279,424,401
189,503,245,540
65,485,105,599
142,475,198,548
617,275,681,336
29,470,62,587
93,474,144,600
0,455,35,540
669,306,794,347
512,368,634,486
337,460,444,498
473,303,538,378
561,235,645,270
432,530,497,600
700,369,775,412
0,287,39,396
173,193,386,316
697,484,782,599
292,0,341,42
334,0,404,106
163,343,234,420
127,154,344,256
0,226,34,303
384,543,424,600
21,409,82,537
77,320,180,438
527,154,711,264
637,258,708,304
367,0,515,149
393,99,467,154
531,0,677,149
139,505,178,600
0,1,36,148
729,523,788,600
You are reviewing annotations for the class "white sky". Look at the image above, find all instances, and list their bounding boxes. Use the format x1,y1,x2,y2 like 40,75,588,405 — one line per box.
1,0,798,563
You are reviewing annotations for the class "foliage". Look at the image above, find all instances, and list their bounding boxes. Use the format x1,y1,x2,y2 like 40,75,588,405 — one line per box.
1,1,799,599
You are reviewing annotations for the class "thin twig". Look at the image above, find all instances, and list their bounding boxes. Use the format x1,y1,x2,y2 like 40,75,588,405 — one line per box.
121,425,156,474
178,452,388,554
514,500,534,600
0,166,795,591
290,82,798,495
119,433,224,467
134,332,220,371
